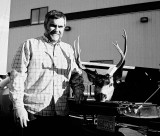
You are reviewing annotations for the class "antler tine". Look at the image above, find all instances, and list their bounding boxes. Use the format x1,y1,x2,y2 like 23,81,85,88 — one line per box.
73,36,86,70
107,30,127,77
122,29,127,58
73,40,77,59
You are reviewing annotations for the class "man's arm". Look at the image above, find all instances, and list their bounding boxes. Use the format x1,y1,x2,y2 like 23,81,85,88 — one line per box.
9,41,31,127
69,72,85,103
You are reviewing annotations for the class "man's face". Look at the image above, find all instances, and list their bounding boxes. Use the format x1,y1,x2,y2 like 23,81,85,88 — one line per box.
45,18,65,43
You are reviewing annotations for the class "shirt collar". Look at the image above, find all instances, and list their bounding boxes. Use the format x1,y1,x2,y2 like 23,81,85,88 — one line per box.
43,33,61,45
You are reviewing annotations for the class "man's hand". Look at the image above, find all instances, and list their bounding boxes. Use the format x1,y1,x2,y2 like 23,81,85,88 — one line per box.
14,107,30,128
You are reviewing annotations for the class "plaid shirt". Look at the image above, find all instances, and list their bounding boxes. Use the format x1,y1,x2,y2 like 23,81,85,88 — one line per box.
9,35,83,116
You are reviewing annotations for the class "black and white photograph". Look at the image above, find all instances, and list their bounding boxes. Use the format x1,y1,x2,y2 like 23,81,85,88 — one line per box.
0,0,160,136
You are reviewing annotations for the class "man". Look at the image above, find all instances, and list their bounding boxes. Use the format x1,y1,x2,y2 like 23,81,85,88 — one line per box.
9,10,85,136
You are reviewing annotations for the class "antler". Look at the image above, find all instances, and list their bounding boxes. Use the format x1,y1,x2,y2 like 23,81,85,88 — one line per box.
73,36,86,70
107,29,127,77
73,30,127,102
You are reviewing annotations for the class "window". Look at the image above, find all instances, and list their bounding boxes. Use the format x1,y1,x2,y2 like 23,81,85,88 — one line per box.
31,7,48,25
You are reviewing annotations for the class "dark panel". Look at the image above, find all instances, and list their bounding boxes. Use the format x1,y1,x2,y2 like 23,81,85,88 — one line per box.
112,67,160,105
9,19,30,28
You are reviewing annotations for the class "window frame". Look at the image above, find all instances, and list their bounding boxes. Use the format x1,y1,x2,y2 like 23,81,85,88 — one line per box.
30,6,48,25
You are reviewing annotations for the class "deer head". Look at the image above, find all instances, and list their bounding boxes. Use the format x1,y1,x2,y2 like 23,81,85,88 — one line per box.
73,30,127,102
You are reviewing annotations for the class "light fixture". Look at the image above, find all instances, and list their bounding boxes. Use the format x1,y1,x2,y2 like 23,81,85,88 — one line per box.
140,17,149,23
65,26,71,31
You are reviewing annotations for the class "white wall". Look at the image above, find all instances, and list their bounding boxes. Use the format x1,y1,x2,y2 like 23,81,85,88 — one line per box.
0,0,11,75
64,10,160,69
7,0,160,72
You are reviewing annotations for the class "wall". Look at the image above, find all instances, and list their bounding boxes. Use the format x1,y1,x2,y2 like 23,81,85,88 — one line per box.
9,0,158,21
64,10,160,68
7,0,160,72
0,0,11,75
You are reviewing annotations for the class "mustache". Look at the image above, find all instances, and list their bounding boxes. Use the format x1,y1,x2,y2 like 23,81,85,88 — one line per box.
49,30,59,35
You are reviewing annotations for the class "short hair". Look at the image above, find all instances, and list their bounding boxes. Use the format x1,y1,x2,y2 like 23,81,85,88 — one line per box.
44,10,66,28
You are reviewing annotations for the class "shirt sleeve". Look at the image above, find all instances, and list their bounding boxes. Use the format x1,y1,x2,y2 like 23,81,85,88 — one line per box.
9,40,31,109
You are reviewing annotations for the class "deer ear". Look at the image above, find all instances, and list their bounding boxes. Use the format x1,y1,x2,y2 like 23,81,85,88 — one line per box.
84,69,97,83
95,69,98,74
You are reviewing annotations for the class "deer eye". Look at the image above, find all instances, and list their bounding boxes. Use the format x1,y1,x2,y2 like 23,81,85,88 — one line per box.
95,77,104,87
104,79,110,85
105,74,110,78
